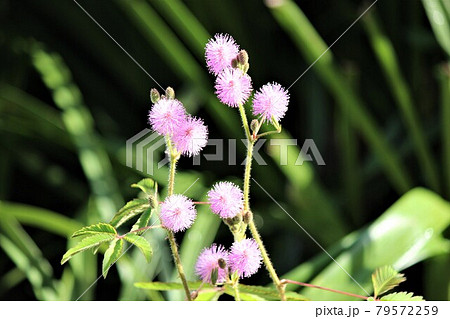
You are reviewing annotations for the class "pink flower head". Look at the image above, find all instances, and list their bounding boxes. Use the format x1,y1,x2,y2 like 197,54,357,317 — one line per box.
195,244,229,284
207,182,244,219
252,82,289,122
148,98,187,136
160,194,196,232
205,33,239,76
215,67,252,107
172,116,208,157
229,239,262,278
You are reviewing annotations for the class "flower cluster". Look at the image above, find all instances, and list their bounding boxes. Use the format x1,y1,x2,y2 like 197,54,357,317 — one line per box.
205,33,290,124
196,239,262,283
148,88,208,157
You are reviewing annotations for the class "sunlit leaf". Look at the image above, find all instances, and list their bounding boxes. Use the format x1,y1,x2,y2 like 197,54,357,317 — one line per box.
372,266,406,298
102,239,124,278
109,199,150,228
380,292,424,301
72,223,116,238
123,233,152,262
61,233,115,265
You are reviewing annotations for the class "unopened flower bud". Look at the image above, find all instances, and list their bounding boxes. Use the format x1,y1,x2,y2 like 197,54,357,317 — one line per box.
165,86,175,99
218,258,227,269
211,267,219,285
190,290,199,300
231,58,239,69
150,88,160,103
224,214,242,226
250,119,259,133
243,210,253,224
243,62,249,73
237,50,249,65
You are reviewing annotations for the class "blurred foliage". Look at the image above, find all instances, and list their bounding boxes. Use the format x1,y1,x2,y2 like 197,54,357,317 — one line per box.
0,0,449,300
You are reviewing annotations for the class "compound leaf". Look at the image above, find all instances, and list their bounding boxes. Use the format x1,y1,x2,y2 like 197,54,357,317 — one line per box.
372,265,406,298
123,233,152,262
61,233,115,265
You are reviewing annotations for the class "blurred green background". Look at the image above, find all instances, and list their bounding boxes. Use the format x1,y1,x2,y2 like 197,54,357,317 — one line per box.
0,0,449,300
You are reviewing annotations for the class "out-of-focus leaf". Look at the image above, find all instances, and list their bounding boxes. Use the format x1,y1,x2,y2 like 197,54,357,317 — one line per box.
102,238,124,278
72,223,117,238
297,188,450,300
109,198,149,228
61,233,115,265
371,266,406,298
380,292,424,301
422,0,450,57
135,281,203,291
123,233,152,262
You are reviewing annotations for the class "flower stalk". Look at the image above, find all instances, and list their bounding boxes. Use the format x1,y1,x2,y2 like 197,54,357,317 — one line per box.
165,142,192,301
239,105,286,301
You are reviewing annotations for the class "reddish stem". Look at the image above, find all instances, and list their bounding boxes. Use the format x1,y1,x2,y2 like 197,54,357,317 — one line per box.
282,279,369,300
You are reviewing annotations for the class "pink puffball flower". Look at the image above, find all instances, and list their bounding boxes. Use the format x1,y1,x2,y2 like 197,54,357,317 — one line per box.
160,194,196,232
205,33,239,76
215,67,252,107
172,116,208,157
252,82,289,122
195,244,229,284
228,239,262,278
207,181,244,219
148,98,187,136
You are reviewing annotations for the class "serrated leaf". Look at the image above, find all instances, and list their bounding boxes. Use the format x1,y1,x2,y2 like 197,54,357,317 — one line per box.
123,233,152,262
372,266,406,298
380,292,424,301
61,233,115,265
109,198,149,228
102,238,123,278
238,283,308,301
130,207,152,235
131,178,156,195
72,223,116,238
134,281,307,301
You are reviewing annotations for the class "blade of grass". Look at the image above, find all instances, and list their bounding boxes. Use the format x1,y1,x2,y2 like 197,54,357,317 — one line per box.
439,63,450,198
422,0,450,57
363,10,440,192
267,0,412,193
30,44,123,220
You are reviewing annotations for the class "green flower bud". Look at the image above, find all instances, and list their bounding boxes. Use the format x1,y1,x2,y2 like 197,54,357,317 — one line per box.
250,119,259,133
165,87,175,99
150,88,160,103
243,210,253,224
211,268,219,285
237,50,249,65
243,62,249,73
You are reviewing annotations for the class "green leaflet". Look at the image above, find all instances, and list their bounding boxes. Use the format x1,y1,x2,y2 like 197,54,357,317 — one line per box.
130,208,152,235
72,223,116,238
61,233,115,265
131,178,157,196
102,239,124,278
109,198,150,228
372,265,406,298
380,292,425,301
123,233,152,262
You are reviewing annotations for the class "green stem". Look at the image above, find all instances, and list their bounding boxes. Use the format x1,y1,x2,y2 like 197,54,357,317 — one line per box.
248,219,286,301
165,146,191,301
233,283,241,301
238,103,252,141
238,109,286,301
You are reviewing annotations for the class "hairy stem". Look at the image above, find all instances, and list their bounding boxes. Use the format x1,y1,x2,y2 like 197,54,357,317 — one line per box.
165,147,191,301
282,279,369,300
239,109,286,301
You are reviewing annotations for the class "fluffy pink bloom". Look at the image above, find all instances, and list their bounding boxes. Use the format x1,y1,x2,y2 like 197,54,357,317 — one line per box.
252,82,289,122
205,34,239,76
195,244,229,284
207,182,243,219
172,116,208,157
160,194,196,232
215,67,252,107
228,239,262,278
148,98,187,136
